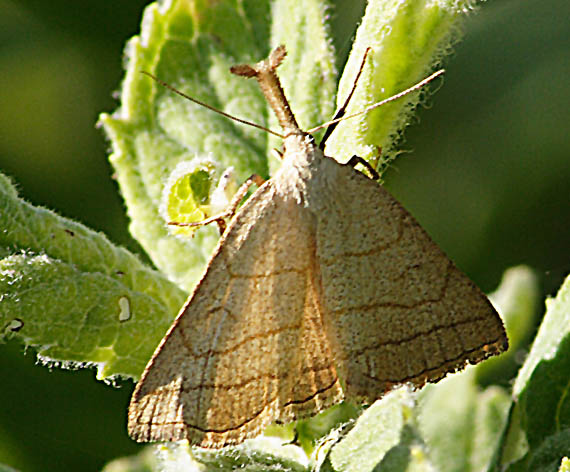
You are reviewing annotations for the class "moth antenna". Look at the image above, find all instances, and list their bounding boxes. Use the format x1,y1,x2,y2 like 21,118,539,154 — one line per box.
319,47,372,150
141,71,285,138
309,69,445,136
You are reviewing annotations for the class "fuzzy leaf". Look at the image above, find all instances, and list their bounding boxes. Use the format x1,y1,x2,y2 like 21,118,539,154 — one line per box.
100,446,157,472
326,0,471,170
513,274,570,396
479,265,540,384
418,369,511,472
0,172,186,380
495,274,570,471
320,388,434,472
0,465,19,472
99,0,273,290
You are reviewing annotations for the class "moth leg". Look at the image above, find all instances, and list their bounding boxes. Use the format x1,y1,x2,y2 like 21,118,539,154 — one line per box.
345,155,380,180
222,173,266,219
168,174,266,235
281,427,300,447
168,214,228,234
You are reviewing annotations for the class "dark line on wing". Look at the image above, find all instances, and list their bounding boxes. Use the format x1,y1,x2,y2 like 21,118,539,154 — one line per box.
329,264,452,313
184,320,304,359
353,335,505,385
138,376,340,434
227,266,309,279
343,315,491,358
318,215,404,265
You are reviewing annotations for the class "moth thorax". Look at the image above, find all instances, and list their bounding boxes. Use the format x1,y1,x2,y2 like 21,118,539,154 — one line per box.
282,132,318,165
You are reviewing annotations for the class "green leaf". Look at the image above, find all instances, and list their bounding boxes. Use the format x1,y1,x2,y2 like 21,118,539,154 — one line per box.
292,402,362,456
0,172,186,380
0,463,20,472
156,439,309,472
479,265,540,384
100,446,157,472
321,388,434,472
160,159,217,238
504,430,570,472
326,0,471,170
99,0,275,290
513,274,570,396
496,274,570,471
418,369,511,472
518,337,570,448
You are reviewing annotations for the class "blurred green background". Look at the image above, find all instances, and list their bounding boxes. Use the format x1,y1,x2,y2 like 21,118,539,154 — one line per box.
0,0,568,470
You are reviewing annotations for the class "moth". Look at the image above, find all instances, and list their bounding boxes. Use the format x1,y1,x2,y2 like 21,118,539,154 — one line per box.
128,46,508,448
